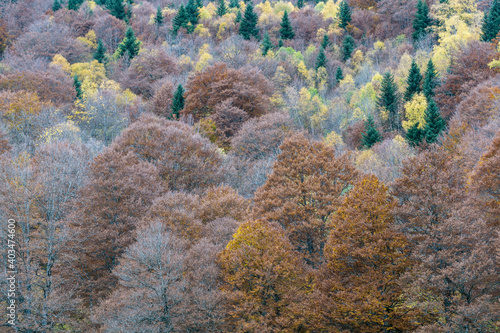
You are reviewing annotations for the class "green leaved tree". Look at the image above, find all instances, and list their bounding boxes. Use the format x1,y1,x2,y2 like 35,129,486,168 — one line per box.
423,58,439,101
217,0,227,16
239,2,259,40
316,47,327,69
481,0,500,41
171,84,185,120
338,0,351,29
423,98,445,143
362,115,382,148
342,34,355,61
412,0,432,42
115,27,141,62
378,72,400,131
280,11,295,40
404,60,422,101
261,32,273,56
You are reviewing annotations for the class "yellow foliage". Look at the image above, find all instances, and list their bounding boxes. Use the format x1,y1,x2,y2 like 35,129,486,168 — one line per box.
87,0,97,9
40,120,81,144
355,149,379,168
297,60,309,80
298,87,329,134
324,131,345,150
395,53,412,91
200,3,217,20
320,0,340,20
195,44,213,71
374,40,385,51
178,54,193,70
402,93,427,130
77,30,97,49
217,22,228,39
70,60,107,99
194,23,211,38
50,54,71,73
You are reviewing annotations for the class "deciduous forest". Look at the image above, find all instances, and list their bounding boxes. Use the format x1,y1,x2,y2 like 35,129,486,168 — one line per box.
0,0,499,331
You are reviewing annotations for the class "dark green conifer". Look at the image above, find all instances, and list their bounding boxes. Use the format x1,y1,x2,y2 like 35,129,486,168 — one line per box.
412,0,432,41
423,58,439,101
173,5,188,35
229,0,240,9
171,84,185,120
404,60,422,101
68,0,84,10
278,38,283,48
53,0,62,12
342,34,355,61
116,27,141,61
321,34,329,49
186,0,200,28
315,47,327,69
423,98,445,143
217,0,227,16
94,39,106,63
297,0,304,9
280,11,295,40
73,75,83,99
155,6,164,25
362,115,382,148
108,0,126,20
405,122,424,146
377,72,400,131
335,66,344,83
481,0,500,41
261,32,273,56
338,0,351,29
239,2,259,40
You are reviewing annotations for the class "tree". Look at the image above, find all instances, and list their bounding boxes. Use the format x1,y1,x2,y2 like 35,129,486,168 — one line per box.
377,72,400,131
67,0,84,10
412,0,431,41
321,34,329,49
261,32,273,56
229,0,240,8
93,39,106,63
73,74,82,99
315,47,327,69
280,11,295,40
52,0,61,12
423,58,438,100
235,10,242,23
338,0,351,29
173,5,188,35
115,27,141,61
297,0,304,9
253,133,359,267
342,34,355,61
361,115,381,148
335,66,344,83
185,0,200,31
316,175,417,332
171,84,185,119
154,6,164,26
107,0,126,20
404,59,422,101
481,0,500,41
423,98,445,144
239,1,259,40
217,0,227,16
405,122,424,146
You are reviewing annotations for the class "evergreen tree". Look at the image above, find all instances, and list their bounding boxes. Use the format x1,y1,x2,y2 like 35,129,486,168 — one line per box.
321,34,329,49
217,0,227,16
405,122,424,146
73,75,83,99
108,0,126,20
116,27,141,61
342,34,355,61
297,0,304,9
280,11,295,40
335,66,344,83
229,0,240,9
338,0,351,29
171,84,185,120
68,0,84,10
423,98,445,143
423,58,439,101
315,47,327,69
186,0,200,29
412,0,432,41
362,115,382,148
481,0,500,41
404,60,422,101
278,38,283,48
239,2,259,40
94,39,106,63
172,5,188,35
377,72,400,131
261,32,273,56
155,6,164,25
52,0,62,12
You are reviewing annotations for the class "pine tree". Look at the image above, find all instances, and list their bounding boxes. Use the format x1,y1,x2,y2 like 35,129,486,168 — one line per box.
377,72,400,131
261,32,273,56
155,6,164,25
423,98,445,143
73,75,83,99
412,0,432,41
405,122,424,146
68,0,84,10
338,0,351,29
297,0,304,9
239,2,259,40
423,58,439,101
116,27,141,61
94,39,106,63
404,60,422,101
278,38,283,48
108,0,126,20
217,0,227,16
229,0,240,9
321,34,329,49
335,66,344,83
342,34,355,61
52,0,62,12
315,47,327,69
280,11,295,40
172,5,188,35
186,0,200,30
171,84,185,120
481,0,500,41
362,115,382,148
235,10,242,23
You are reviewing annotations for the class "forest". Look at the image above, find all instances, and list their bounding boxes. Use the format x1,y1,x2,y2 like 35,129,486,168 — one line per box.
0,0,499,331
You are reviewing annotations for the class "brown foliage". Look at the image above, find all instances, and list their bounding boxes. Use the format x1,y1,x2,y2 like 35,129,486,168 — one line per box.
343,120,365,150
210,99,249,149
93,10,126,51
289,8,325,45
0,127,10,155
149,81,174,118
183,63,274,121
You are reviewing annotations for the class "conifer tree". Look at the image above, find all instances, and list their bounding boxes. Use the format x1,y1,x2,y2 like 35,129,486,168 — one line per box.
338,0,351,29
412,0,431,41
73,75,82,99
235,10,242,22
229,0,240,9
108,0,126,20
423,58,438,101
239,2,259,40
315,47,327,69
342,34,355,61
404,60,422,101
278,38,283,47
362,115,382,148
481,0,500,41
52,0,62,12
423,98,445,144
93,39,106,63
405,122,424,146
377,72,400,131
335,66,344,83
171,84,185,120
297,0,304,9
68,0,84,10
261,32,273,56
217,0,227,16
173,5,188,35
155,6,164,25
321,34,329,49
280,11,294,40
186,0,200,30
116,27,141,61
